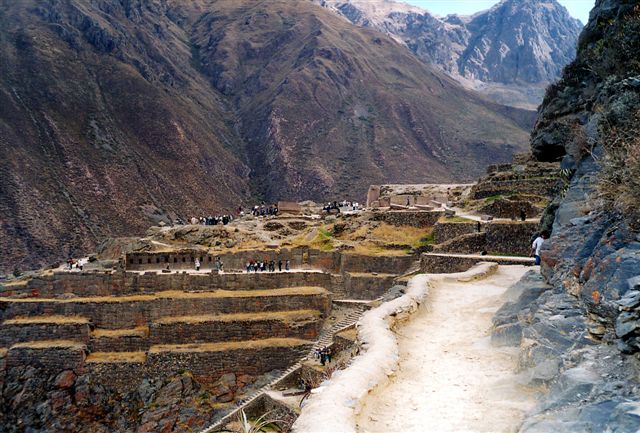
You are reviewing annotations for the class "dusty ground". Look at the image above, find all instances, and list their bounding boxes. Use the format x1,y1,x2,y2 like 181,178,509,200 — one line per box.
356,265,537,433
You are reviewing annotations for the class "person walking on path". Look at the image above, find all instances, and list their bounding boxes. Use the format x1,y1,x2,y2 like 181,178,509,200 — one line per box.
278,259,283,272
531,231,549,266
285,259,290,271
195,258,201,272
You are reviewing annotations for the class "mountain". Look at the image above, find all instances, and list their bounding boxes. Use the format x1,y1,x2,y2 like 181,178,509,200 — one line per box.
0,0,533,273
317,0,583,109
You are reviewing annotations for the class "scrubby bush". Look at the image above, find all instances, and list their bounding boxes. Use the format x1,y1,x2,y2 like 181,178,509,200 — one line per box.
597,111,640,228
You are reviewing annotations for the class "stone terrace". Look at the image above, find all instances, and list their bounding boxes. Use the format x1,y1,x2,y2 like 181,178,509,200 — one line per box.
0,275,331,396
0,248,418,401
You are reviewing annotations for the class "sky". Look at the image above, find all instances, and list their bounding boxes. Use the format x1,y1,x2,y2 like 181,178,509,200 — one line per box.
403,0,595,24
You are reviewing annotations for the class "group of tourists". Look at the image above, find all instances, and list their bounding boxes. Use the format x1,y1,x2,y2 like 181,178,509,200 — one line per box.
250,205,279,217
192,215,234,226
65,257,87,271
245,259,290,273
323,200,360,213
314,346,332,366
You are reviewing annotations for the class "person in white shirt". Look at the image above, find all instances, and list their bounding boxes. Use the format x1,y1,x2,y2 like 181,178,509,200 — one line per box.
531,231,549,266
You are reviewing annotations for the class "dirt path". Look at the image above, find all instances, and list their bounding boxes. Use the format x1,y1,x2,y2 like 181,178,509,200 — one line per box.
356,266,537,433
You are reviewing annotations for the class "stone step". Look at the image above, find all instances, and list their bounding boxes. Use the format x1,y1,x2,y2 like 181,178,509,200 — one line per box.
1,315,91,346
0,287,331,329
149,310,323,345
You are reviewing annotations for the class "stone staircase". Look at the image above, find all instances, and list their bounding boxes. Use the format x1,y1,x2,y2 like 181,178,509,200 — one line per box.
199,304,368,433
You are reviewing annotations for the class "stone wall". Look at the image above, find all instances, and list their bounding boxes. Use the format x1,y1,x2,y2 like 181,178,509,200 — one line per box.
420,253,533,274
485,221,538,256
149,316,321,345
84,343,312,392
6,345,87,374
337,273,398,300
123,248,415,276
0,322,91,347
0,291,332,329
471,178,558,199
371,210,444,228
89,334,149,352
433,221,480,244
430,233,487,254
11,270,333,297
478,199,542,219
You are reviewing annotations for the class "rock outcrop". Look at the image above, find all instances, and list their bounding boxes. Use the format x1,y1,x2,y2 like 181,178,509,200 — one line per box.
318,0,583,109
494,1,640,430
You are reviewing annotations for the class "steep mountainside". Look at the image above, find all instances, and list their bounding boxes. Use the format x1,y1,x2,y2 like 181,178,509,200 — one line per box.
0,0,533,273
318,0,583,108
500,0,640,430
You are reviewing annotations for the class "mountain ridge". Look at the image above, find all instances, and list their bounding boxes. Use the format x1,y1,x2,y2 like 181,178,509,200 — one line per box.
317,0,583,109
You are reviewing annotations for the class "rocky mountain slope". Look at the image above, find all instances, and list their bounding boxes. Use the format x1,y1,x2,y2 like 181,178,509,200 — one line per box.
0,0,534,273
317,0,583,109
495,0,640,430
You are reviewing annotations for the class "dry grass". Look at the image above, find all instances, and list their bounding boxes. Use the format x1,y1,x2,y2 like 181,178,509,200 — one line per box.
11,340,85,349
369,224,427,247
149,337,311,353
346,272,397,278
0,287,328,304
153,309,321,325
92,326,149,338
598,111,640,227
0,348,8,358
3,315,90,325
86,351,147,363
348,245,411,256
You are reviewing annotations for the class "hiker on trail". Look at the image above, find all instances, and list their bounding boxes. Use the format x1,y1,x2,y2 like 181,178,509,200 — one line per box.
285,259,290,271
531,231,549,266
278,259,283,272
520,209,527,221
195,258,201,271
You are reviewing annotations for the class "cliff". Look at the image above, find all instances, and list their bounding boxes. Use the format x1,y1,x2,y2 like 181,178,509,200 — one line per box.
495,1,640,430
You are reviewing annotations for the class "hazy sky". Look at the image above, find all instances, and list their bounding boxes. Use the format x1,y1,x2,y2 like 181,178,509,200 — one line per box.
403,0,595,24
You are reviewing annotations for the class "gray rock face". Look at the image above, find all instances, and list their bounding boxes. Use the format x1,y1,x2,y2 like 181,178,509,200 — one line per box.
460,0,582,84
317,0,583,108
492,272,640,433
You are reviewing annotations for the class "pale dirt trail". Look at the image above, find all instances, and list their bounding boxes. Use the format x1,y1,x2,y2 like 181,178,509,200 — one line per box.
356,266,536,433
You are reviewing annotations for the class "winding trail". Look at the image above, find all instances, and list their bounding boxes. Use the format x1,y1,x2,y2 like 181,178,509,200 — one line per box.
356,265,537,433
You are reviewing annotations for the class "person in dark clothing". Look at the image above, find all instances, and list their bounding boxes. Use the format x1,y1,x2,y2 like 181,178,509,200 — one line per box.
278,259,283,272
520,209,527,221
